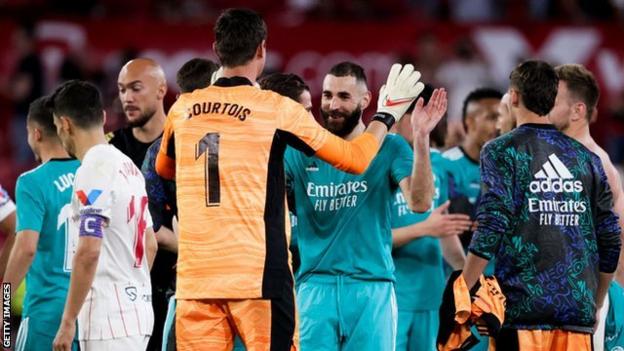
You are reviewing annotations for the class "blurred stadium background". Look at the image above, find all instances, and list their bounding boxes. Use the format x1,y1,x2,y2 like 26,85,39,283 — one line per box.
1,0,624,195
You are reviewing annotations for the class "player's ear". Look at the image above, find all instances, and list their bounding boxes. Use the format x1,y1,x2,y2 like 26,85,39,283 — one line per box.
256,40,266,59
102,110,107,126
570,102,584,122
465,114,475,131
35,127,43,142
59,115,72,135
157,81,167,100
509,89,520,108
360,90,372,110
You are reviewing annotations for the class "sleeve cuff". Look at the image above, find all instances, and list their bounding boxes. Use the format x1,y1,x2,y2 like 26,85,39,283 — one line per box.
468,247,493,261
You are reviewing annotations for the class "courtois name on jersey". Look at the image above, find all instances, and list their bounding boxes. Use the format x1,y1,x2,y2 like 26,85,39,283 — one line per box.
528,153,587,226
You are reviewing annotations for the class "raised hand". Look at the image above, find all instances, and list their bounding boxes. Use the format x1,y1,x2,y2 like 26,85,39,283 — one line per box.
376,63,425,122
411,88,448,138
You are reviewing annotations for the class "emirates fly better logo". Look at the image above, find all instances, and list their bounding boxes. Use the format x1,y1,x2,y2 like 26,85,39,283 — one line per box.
528,154,586,226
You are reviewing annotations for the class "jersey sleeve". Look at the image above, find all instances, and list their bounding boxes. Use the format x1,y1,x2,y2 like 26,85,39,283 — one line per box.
436,169,449,205
13,177,41,232
390,135,414,186
276,97,380,174
468,142,515,260
156,98,186,180
142,140,167,232
591,155,622,273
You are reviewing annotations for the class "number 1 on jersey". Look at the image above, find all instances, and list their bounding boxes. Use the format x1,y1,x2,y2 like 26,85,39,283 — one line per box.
196,133,220,206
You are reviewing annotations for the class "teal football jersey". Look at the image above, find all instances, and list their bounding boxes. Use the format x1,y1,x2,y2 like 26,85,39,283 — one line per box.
391,149,449,311
285,134,413,282
15,158,80,324
442,146,480,204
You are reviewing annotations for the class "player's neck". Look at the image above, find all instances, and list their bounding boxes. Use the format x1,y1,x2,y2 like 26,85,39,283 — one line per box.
133,109,165,143
38,142,70,163
461,135,480,162
516,110,550,127
564,122,593,148
222,66,257,85
75,130,108,162
343,121,366,141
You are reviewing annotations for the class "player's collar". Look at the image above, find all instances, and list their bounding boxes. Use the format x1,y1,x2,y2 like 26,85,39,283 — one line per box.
520,123,557,130
214,76,254,87
49,157,76,162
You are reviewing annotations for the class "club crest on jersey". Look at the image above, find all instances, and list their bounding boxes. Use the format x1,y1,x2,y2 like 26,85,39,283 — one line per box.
125,286,138,301
76,189,103,206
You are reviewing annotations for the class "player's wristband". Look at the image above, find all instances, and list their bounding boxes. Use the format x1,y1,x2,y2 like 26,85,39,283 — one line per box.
371,112,396,131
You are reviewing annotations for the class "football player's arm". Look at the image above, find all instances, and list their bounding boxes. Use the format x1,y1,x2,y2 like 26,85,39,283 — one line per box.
54,217,104,351
3,230,38,290
391,202,472,247
603,163,624,285
0,212,16,277
404,134,433,213
464,143,513,289
146,227,158,270
441,236,466,270
592,160,621,309
401,90,448,212
141,142,177,254
3,178,39,279
155,104,180,180
0,211,15,235
156,226,177,253
462,253,490,289
279,106,385,174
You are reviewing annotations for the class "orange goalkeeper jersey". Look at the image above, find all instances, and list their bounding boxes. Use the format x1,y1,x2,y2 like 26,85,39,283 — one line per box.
156,76,381,299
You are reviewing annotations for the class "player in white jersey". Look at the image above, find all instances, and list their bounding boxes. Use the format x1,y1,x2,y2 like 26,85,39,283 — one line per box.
48,80,158,351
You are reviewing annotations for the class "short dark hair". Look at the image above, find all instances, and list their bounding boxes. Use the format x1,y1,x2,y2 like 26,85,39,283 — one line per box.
47,80,104,129
555,64,600,121
461,87,502,129
328,61,367,85
509,60,558,116
27,96,56,137
258,73,310,103
176,58,220,93
214,8,267,67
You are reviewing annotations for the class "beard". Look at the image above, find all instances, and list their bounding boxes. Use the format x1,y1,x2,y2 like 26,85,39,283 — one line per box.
320,105,362,137
126,107,156,128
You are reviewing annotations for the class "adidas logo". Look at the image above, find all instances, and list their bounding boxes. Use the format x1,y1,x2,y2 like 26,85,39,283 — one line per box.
529,154,582,193
306,162,319,172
